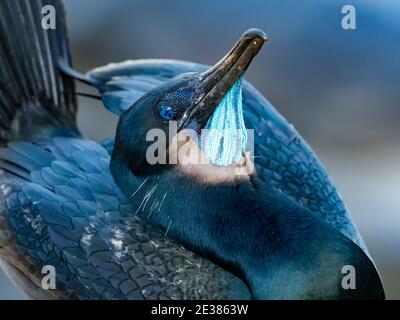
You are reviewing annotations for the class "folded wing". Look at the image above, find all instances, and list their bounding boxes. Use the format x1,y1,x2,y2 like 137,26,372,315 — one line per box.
0,136,250,299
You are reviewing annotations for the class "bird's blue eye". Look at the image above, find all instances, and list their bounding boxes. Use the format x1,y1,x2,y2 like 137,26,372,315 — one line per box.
159,105,175,121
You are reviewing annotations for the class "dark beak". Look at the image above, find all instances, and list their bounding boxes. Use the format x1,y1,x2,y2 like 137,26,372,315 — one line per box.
179,28,268,129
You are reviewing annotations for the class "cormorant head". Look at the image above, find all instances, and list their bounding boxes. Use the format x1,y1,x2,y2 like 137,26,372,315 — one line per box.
113,29,267,178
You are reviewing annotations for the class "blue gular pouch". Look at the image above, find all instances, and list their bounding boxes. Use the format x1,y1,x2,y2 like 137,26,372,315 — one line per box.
200,77,247,167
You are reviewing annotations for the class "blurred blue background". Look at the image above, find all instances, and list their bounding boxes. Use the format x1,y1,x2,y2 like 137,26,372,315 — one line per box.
1,0,399,299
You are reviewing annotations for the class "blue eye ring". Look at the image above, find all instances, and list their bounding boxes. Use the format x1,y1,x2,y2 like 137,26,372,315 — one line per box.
159,105,175,121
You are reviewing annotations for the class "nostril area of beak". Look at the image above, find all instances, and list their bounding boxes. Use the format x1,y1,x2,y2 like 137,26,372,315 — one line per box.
242,28,268,42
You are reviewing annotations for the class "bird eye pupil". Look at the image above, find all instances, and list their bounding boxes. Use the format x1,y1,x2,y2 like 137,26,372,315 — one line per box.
159,105,175,121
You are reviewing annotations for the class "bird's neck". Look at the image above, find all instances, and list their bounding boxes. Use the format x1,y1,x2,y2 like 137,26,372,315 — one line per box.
110,157,382,299
111,158,308,298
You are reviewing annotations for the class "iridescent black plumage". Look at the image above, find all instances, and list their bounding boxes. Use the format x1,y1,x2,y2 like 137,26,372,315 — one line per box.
0,0,384,299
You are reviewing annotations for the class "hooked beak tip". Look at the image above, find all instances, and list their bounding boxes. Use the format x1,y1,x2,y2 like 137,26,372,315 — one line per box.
180,28,268,129
242,28,268,43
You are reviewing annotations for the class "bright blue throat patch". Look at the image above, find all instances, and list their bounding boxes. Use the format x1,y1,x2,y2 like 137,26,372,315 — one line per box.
200,77,247,167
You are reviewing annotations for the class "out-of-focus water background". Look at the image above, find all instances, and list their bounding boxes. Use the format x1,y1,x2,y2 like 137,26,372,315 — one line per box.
1,0,399,299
